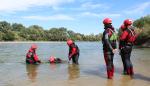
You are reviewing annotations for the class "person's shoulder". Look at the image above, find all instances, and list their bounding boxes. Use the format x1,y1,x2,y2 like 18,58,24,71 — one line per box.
28,49,33,52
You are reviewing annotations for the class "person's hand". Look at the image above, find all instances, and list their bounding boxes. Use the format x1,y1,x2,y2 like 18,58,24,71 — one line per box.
112,49,117,54
37,60,41,63
68,55,72,61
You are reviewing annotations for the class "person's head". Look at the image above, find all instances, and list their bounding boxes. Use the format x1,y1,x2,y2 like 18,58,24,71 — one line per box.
120,24,126,31
67,39,74,46
49,56,55,63
31,44,37,50
103,18,113,29
124,19,133,27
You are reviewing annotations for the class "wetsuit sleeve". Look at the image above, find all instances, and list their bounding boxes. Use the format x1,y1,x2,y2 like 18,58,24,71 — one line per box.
104,33,113,51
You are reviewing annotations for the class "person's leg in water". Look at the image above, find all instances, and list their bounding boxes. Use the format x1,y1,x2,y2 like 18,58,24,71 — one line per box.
72,54,79,65
72,55,76,64
74,54,79,64
104,51,114,79
120,51,127,75
110,53,114,77
124,46,134,76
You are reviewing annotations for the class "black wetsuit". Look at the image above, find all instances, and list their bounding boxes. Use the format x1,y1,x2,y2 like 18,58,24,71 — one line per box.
119,27,136,76
102,25,117,79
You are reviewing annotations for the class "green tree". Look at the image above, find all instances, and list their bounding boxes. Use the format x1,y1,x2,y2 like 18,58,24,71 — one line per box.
27,25,45,41
133,15,150,45
0,21,12,33
0,32,4,41
3,31,17,41
12,23,26,32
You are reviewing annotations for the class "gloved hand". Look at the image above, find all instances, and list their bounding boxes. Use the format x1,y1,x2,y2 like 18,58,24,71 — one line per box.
37,60,41,63
112,49,117,54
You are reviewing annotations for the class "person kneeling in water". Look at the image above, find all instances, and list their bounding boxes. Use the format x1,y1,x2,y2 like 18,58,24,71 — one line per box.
26,44,41,64
49,56,62,63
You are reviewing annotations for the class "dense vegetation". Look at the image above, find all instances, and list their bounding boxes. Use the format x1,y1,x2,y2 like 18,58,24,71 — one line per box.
133,15,150,45
0,21,102,41
0,15,149,44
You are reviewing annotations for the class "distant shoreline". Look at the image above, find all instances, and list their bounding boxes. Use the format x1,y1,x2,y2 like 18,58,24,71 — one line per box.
0,41,66,43
0,41,99,43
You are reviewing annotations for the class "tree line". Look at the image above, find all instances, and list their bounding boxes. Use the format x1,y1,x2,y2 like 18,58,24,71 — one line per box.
0,15,149,44
133,15,150,45
0,21,102,41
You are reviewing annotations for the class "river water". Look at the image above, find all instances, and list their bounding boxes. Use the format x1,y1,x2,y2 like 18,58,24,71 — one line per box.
0,42,149,86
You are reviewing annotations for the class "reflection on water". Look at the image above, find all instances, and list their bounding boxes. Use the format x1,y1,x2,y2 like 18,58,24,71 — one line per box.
68,64,80,80
26,64,39,82
49,64,57,71
106,80,114,86
119,76,132,86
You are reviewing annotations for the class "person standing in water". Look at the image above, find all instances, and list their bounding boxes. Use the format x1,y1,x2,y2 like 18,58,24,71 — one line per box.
119,24,127,75
102,18,117,79
26,44,41,64
119,19,138,77
67,39,80,65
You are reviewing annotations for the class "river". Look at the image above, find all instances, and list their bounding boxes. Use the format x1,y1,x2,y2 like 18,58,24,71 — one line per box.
0,42,149,86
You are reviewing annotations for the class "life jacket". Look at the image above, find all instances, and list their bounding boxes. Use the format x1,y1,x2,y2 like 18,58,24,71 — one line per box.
125,27,136,43
69,44,79,56
108,28,117,41
102,28,117,51
26,49,39,63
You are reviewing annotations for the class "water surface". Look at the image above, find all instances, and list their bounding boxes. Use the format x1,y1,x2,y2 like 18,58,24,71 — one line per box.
0,42,149,86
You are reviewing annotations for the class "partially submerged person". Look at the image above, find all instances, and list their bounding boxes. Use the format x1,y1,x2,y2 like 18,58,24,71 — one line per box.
49,56,62,63
26,44,41,64
67,39,80,65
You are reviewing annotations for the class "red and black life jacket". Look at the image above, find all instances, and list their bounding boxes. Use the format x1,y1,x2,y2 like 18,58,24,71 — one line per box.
26,49,39,63
126,28,136,43
119,26,137,48
69,44,79,56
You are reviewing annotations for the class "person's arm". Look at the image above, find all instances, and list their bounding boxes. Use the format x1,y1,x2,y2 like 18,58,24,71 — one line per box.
119,31,128,49
26,50,32,58
34,54,41,63
104,32,113,51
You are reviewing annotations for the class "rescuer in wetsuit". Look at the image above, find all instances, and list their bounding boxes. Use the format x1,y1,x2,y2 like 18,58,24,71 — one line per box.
102,18,117,79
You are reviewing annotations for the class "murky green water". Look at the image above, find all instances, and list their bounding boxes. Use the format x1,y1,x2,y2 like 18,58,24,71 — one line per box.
0,42,150,86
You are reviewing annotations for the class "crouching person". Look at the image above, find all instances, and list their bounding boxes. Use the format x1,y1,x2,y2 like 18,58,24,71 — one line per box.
26,44,41,64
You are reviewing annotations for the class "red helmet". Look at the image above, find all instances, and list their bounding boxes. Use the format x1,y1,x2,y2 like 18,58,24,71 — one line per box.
67,39,73,46
103,18,112,24
124,19,133,26
31,44,37,49
120,24,126,30
49,56,55,63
